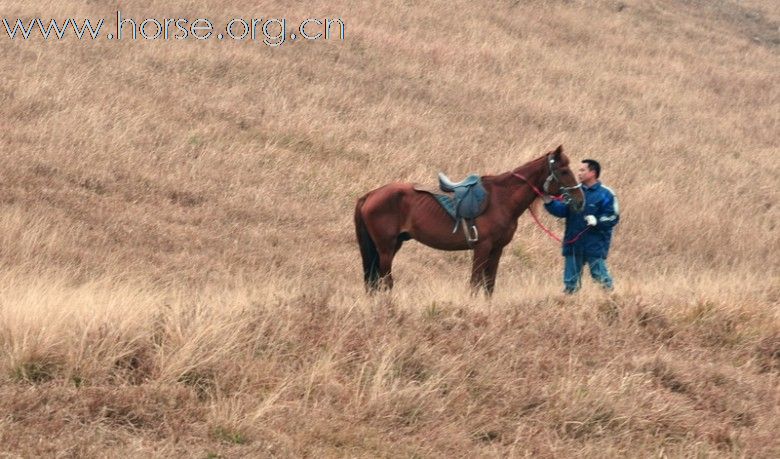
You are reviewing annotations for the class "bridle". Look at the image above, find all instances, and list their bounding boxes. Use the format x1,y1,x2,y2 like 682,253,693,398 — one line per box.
543,154,582,206
512,154,589,245
513,154,583,207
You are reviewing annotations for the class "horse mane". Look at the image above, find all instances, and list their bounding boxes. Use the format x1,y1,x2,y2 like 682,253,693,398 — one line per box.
483,152,553,186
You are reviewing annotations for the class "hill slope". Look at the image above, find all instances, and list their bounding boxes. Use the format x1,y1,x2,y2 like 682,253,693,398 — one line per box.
0,0,778,456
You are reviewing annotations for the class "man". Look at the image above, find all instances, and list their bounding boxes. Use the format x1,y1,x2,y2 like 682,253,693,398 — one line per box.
543,159,619,294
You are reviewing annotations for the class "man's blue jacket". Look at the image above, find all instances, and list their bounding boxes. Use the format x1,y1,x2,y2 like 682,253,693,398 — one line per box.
543,181,620,258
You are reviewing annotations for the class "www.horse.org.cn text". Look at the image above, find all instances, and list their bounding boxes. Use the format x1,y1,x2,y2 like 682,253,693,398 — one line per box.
1,12,346,47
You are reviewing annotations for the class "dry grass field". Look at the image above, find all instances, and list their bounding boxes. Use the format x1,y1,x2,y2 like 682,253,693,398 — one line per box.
0,0,778,457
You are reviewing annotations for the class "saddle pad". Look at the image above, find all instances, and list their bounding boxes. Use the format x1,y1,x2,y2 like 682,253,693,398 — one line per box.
412,184,458,221
433,194,457,220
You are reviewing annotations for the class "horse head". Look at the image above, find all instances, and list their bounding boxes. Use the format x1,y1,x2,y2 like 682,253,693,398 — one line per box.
544,145,585,212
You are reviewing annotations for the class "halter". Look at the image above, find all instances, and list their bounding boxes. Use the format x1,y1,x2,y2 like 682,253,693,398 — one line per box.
513,154,582,206
512,154,589,245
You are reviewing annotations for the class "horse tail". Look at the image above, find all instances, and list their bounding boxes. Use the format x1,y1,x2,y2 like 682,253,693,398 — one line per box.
354,195,380,290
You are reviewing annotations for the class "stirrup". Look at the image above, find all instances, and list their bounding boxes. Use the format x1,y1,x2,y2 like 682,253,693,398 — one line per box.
460,219,478,243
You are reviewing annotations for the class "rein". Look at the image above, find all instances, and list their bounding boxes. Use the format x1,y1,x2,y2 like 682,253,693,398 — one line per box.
512,171,590,245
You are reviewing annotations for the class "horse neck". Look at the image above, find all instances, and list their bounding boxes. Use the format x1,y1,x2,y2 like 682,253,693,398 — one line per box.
495,158,549,220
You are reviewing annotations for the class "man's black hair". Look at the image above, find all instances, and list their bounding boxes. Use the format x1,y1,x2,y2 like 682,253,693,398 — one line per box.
582,159,601,178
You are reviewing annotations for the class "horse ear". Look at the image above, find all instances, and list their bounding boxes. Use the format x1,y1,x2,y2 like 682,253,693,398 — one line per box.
553,145,564,159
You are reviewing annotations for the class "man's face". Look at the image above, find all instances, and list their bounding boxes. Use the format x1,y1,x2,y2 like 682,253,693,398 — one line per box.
577,163,595,183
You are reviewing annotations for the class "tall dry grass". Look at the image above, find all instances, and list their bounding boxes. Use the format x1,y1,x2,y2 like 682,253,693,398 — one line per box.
0,0,778,456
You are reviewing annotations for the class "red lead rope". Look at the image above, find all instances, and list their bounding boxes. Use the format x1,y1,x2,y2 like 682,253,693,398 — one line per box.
512,172,590,245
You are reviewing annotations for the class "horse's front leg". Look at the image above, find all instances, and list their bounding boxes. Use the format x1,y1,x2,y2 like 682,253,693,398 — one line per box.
483,246,504,296
470,243,493,294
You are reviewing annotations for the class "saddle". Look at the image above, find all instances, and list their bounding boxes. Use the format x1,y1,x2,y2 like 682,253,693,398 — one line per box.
414,172,489,245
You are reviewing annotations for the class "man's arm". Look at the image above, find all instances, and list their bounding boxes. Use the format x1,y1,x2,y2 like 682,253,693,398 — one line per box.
595,189,620,229
544,199,568,218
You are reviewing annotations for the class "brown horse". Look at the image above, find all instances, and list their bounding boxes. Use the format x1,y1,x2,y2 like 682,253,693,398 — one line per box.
354,145,585,295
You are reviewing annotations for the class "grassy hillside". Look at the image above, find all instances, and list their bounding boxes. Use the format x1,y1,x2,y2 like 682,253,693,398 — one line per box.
0,0,778,456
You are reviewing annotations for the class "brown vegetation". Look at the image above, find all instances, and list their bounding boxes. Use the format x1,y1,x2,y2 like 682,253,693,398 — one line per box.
0,0,778,456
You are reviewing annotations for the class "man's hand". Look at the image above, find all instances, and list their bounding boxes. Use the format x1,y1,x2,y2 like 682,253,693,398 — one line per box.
584,215,597,226
542,194,553,204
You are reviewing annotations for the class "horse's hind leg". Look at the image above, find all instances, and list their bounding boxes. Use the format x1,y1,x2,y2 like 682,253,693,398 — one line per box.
360,186,410,292
376,237,399,290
